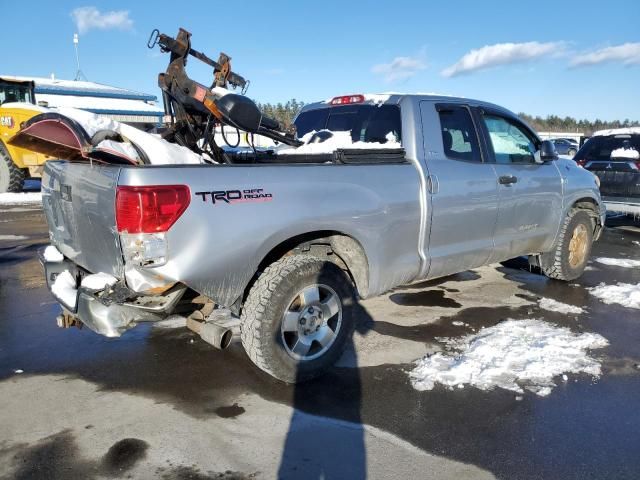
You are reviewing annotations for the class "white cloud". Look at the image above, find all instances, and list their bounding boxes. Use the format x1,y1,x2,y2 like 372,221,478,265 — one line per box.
442,41,565,77
372,55,426,83
71,6,133,34
570,43,640,67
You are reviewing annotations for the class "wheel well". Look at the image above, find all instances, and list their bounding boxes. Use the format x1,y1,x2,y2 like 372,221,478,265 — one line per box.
243,231,370,305
572,197,603,235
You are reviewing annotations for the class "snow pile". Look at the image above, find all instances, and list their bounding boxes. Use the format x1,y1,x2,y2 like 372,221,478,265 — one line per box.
589,283,640,309
278,130,401,155
595,257,640,268
409,319,608,396
51,270,78,309
610,148,639,160
81,272,117,290
539,297,585,315
56,107,204,165
0,192,42,205
44,245,64,262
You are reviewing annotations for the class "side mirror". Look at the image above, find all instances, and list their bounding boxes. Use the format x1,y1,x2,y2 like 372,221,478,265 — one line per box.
540,140,558,161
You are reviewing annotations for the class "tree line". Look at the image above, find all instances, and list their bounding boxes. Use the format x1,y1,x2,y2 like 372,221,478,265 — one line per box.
257,99,639,135
518,113,640,134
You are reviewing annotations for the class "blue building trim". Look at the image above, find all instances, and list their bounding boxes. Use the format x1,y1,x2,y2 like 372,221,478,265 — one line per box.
35,86,157,102
85,108,164,117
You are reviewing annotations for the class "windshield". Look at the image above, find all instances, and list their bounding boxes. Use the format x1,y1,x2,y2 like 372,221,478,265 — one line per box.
0,81,34,105
575,135,640,162
294,104,402,144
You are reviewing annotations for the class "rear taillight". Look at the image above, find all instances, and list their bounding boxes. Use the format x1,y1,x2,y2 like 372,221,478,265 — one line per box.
329,94,365,106
575,158,586,167
116,185,190,234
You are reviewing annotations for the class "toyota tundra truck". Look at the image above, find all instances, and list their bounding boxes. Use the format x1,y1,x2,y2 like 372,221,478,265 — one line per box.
28,94,605,382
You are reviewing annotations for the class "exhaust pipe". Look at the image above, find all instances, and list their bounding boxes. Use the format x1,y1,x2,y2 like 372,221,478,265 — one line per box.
186,309,240,350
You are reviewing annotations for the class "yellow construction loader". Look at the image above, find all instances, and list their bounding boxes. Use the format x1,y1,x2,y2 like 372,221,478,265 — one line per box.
0,77,50,192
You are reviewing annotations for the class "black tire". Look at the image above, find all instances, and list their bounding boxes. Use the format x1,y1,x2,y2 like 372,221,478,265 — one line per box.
540,209,594,281
0,144,25,193
240,255,355,383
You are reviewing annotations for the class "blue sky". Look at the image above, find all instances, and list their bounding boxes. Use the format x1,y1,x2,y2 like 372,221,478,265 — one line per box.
4,0,640,120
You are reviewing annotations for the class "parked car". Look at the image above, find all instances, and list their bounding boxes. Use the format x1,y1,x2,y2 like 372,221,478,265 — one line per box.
551,138,578,157
575,128,640,215
19,93,605,383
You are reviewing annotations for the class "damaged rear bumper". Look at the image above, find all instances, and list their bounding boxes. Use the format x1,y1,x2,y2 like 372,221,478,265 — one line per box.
40,249,185,337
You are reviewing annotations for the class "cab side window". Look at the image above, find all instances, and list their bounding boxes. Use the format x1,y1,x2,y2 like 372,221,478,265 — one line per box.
482,115,537,164
438,107,482,162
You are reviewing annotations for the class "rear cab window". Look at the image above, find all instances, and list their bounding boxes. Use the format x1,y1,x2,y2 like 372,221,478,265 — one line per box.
294,103,402,145
437,105,482,162
575,135,640,165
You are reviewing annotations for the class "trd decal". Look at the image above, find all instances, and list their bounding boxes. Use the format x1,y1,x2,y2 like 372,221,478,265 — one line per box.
195,188,273,204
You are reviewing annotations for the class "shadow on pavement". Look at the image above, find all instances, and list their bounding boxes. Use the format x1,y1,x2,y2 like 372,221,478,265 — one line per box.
278,273,373,479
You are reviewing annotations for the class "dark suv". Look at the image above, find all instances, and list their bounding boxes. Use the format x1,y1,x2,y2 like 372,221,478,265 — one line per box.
575,129,640,215
552,138,578,157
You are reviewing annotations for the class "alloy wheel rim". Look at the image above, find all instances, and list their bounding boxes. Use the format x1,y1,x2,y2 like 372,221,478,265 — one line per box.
280,283,342,361
568,223,588,268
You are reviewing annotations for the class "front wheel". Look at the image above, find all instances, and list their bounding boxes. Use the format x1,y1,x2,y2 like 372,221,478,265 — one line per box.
0,145,25,193
240,255,355,383
540,209,594,281
568,148,577,157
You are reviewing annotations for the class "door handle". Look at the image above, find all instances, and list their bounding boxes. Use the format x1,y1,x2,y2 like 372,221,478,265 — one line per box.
498,175,518,185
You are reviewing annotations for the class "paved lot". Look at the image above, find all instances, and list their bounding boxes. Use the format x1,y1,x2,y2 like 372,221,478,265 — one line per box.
1,202,639,479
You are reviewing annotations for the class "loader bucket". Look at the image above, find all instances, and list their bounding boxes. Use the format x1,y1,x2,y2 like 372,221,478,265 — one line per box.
9,113,138,165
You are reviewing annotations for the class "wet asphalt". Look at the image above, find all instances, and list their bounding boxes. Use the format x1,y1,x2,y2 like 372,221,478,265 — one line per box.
1,202,639,480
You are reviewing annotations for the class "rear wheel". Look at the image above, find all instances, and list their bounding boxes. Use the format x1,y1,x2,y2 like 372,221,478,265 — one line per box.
540,209,594,281
0,145,25,193
240,255,355,383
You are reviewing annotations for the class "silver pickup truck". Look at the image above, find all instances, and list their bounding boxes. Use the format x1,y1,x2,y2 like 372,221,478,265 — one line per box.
34,94,604,382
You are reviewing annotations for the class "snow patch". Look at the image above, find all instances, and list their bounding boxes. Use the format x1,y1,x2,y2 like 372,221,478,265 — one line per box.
279,130,401,155
81,272,117,290
610,148,639,160
0,192,42,205
0,235,27,241
595,257,640,268
592,127,640,137
153,315,187,329
44,245,64,262
538,297,585,315
51,270,78,309
409,319,608,396
589,283,640,310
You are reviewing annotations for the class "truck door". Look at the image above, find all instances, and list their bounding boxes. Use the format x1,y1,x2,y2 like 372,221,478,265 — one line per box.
475,110,563,262
419,101,499,279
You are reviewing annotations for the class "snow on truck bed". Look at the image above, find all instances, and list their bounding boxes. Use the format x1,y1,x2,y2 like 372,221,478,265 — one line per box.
56,107,204,165
10,101,402,166
275,130,401,155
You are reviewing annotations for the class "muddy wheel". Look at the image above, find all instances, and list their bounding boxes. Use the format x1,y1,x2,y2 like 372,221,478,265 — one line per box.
540,209,594,281
0,144,25,193
240,255,355,383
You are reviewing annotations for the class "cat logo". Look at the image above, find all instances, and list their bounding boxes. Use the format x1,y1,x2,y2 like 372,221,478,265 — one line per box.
0,116,13,128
